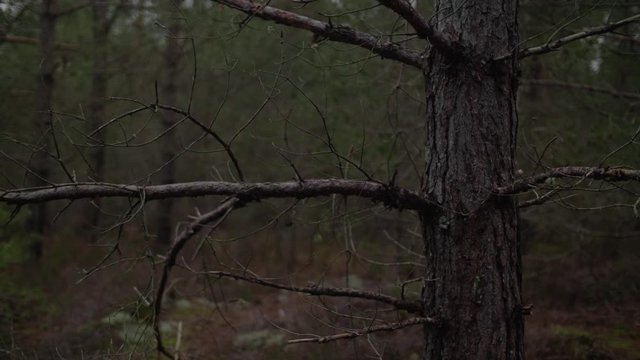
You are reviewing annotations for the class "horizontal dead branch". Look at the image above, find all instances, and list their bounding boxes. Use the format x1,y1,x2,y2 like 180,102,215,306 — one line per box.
496,166,640,195
200,270,424,314
515,13,640,59
521,79,640,100
0,179,434,211
288,316,434,344
213,0,424,68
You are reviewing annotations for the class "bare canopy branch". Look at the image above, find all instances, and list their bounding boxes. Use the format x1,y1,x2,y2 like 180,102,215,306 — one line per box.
0,179,434,211
514,13,640,59
496,166,640,195
212,0,424,68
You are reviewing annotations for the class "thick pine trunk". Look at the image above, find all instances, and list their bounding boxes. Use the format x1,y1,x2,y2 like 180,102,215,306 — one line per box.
421,1,523,358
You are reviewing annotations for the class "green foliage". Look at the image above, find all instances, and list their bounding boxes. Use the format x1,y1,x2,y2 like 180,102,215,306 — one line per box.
0,206,37,268
0,205,46,349
551,325,640,359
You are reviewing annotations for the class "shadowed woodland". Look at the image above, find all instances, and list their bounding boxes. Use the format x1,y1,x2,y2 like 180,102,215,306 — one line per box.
0,0,639,359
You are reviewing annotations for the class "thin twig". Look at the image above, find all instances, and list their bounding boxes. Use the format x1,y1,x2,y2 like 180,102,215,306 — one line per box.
287,317,434,344
196,270,424,314
520,79,640,100
507,13,640,60
496,166,640,195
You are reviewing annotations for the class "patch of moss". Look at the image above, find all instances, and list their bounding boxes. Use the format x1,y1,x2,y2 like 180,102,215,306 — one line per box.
601,325,639,354
551,324,640,359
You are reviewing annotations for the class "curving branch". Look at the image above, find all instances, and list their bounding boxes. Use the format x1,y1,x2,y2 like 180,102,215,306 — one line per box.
212,0,424,68
376,0,459,56
496,166,640,195
0,179,435,211
154,197,241,358
520,79,640,100
155,104,245,181
199,270,424,314
514,13,640,59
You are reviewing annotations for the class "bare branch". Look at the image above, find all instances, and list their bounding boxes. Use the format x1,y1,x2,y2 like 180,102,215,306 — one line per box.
377,0,460,56
514,13,640,59
213,0,424,68
0,179,434,211
155,104,245,181
496,167,640,195
288,317,434,344
154,197,241,358
199,270,423,314
520,79,640,100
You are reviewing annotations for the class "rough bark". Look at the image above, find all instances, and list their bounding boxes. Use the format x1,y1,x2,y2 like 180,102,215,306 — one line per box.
155,1,183,248
421,1,523,359
27,0,57,255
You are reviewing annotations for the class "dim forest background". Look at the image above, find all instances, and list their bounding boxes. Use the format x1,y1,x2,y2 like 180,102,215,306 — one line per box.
1,0,639,359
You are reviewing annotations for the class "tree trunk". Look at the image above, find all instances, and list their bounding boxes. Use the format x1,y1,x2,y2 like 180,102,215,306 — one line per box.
421,1,523,359
28,0,57,255
155,2,183,248
87,0,109,231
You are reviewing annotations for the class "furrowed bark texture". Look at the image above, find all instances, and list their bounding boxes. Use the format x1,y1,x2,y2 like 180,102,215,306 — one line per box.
422,1,523,359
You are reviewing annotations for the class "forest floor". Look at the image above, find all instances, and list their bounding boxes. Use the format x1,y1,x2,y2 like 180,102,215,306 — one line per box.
2,232,639,360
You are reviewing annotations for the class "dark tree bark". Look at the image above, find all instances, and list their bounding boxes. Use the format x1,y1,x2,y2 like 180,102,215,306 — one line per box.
86,0,109,231
155,1,184,248
421,1,523,359
27,0,57,255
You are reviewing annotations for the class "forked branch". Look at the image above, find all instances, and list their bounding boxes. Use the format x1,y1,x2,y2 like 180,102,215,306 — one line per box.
377,0,459,56
213,0,424,68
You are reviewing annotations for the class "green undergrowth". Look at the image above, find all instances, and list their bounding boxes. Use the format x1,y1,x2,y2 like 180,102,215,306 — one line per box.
552,324,640,359
0,205,48,351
